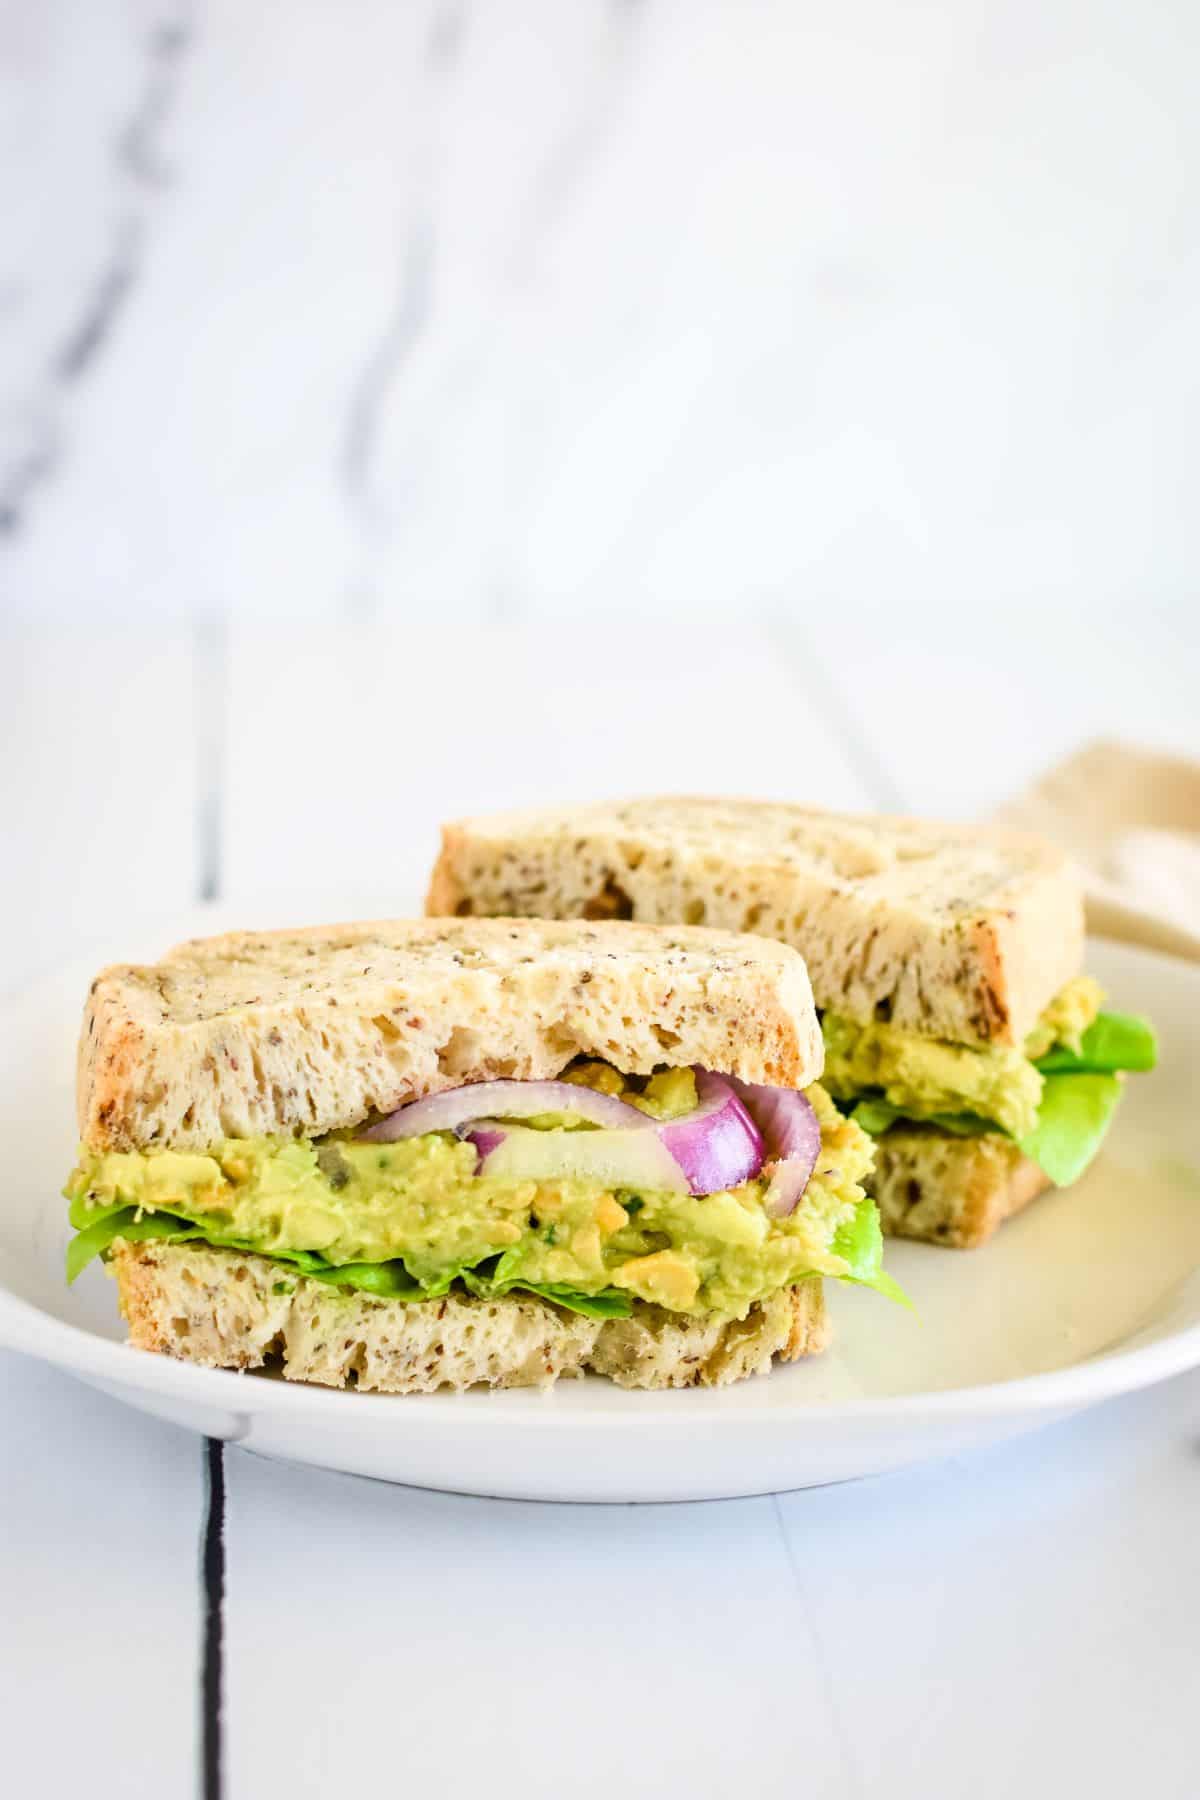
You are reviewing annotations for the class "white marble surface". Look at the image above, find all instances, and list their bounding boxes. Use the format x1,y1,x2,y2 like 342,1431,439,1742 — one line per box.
3,0,1199,626
2,4,1199,1797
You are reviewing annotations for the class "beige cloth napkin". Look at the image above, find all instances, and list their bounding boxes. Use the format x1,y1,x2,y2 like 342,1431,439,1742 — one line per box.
994,741,1200,962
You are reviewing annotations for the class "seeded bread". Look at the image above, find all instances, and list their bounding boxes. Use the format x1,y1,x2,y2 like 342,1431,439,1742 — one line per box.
427,797,1083,1047
111,1241,829,1391
869,1127,1051,1249
78,916,822,1153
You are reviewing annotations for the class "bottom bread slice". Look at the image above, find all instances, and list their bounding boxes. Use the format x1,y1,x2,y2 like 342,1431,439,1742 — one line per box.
869,1127,1051,1249
110,1241,830,1393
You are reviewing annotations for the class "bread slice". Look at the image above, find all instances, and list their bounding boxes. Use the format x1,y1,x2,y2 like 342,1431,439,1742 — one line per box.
79,916,822,1152
868,1126,1051,1249
427,798,1083,1047
111,1241,829,1392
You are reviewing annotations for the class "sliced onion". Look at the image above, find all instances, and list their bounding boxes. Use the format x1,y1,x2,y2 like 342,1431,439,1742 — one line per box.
359,1069,767,1198
464,1122,689,1192
651,1071,763,1195
359,1078,646,1143
467,1073,764,1196
728,1076,821,1217
463,1126,507,1163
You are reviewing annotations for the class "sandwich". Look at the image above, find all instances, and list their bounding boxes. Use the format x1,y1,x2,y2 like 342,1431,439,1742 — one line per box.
427,799,1157,1249
64,916,903,1393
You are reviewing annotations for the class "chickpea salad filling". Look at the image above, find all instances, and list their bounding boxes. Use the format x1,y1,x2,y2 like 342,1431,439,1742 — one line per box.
65,1064,905,1321
822,979,1157,1186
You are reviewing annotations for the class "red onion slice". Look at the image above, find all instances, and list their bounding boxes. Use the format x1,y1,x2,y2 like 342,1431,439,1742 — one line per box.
359,1068,769,1198
359,1078,646,1143
465,1122,689,1192
728,1077,821,1217
652,1070,764,1195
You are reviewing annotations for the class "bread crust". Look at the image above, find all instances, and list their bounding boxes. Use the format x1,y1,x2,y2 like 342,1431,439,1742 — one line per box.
111,1241,829,1392
78,915,822,1151
426,798,1084,1047
868,1127,1051,1248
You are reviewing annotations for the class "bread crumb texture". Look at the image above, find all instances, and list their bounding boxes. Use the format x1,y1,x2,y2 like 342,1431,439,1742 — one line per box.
78,915,822,1151
111,1240,829,1392
869,1126,1051,1248
427,797,1084,1048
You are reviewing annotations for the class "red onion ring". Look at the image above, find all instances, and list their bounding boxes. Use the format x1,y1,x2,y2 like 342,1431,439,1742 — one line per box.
651,1070,764,1195
728,1077,821,1217
359,1078,646,1143
464,1071,764,1196
358,1069,782,1199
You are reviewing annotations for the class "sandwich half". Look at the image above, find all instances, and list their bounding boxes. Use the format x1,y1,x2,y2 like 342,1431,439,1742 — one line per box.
427,799,1157,1249
65,917,901,1393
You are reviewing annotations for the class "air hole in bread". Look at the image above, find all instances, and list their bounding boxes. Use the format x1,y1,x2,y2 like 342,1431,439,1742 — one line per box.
581,876,633,920
171,1316,190,1339
438,1026,482,1077
653,1025,681,1052
684,899,706,925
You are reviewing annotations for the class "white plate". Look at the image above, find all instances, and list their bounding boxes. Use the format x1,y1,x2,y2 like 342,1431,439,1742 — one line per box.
2,934,1198,1502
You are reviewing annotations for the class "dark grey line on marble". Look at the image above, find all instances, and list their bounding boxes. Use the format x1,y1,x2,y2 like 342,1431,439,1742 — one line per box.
427,0,468,70
341,214,436,522
193,611,226,904
200,1436,227,1800
340,0,469,532
0,4,194,539
503,2,645,286
118,11,195,186
0,441,58,537
340,0,641,585
767,611,909,811
54,219,143,385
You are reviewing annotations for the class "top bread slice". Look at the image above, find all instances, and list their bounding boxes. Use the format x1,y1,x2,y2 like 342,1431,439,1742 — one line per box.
427,798,1083,1048
78,916,822,1152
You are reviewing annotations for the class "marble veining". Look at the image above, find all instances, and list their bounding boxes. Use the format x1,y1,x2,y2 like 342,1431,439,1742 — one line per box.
1,1,1195,629
0,3,194,538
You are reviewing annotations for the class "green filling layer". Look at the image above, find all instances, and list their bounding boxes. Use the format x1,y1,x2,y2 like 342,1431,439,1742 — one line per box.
829,991,1156,1188
65,1083,901,1320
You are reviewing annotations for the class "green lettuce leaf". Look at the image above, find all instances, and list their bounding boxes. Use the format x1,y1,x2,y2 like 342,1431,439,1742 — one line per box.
67,1189,141,1232
1017,1072,1124,1186
64,1207,632,1318
831,1199,912,1308
1034,1010,1157,1075
491,1282,631,1320
850,1097,989,1139
64,1209,205,1283
296,1259,426,1299
848,1097,902,1136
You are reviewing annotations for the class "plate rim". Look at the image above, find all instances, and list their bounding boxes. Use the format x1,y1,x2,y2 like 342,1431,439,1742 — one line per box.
4,1262,1199,1430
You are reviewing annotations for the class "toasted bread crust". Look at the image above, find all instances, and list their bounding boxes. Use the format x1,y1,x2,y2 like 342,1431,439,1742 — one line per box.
78,915,822,1151
868,1127,1051,1248
426,798,1084,1046
111,1241,829,1392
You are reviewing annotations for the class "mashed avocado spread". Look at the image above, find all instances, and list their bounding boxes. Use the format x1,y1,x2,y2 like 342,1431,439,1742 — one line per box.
822,978,1157,1187
65,1070,900,1319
